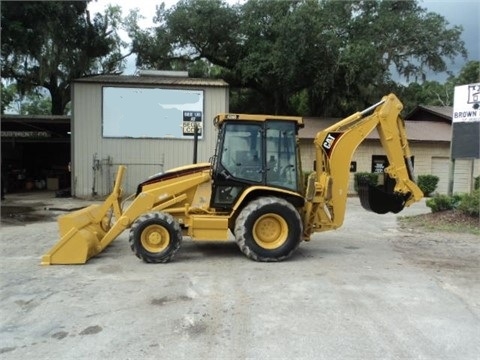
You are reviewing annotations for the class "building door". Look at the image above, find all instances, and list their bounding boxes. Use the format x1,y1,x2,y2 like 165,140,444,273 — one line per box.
453,159,475,193
432,157,449,194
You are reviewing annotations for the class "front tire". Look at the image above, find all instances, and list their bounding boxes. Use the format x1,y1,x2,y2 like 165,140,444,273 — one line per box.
129,212,182,263
234,196,302,262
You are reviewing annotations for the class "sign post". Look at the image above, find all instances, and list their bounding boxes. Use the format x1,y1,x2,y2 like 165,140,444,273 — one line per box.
450,83,480,194
182,111,203,163
182,111,203,137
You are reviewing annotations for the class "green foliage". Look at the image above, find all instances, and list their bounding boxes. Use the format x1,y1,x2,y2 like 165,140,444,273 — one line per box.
129,0,467,116
1,83,17,114
289,90,310,117
1,83,51,115
400,81,453,114
18,92,52,115
475,176,480,190
457,190,480,217
3,0,471,117
453,60,480,85
417,175,439,197
354,172,379,192
427,191,479,218
397,60,479,114
1,2,127,114
426,194,460,212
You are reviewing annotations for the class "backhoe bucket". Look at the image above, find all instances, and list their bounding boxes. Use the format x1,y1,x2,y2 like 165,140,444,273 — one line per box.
41,166,126,265
41,205,109,265
357,172,409,214
358,183,407,214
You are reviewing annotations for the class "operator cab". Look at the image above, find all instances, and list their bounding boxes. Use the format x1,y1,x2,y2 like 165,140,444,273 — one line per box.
211,114,304,209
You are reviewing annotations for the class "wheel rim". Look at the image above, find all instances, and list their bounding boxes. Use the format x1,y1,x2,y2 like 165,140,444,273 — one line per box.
141,224,170,253
252,213,288,249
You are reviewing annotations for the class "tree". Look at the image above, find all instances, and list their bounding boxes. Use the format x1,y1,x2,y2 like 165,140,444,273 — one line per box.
129,0,341,114
310,0,468,115
1,1,128,115
1,83,52,115
129,0,467,116
18,91,53,116
451,60,480,86
128,0,242,72
400,81,453,113
398,61,480,113
1,83,17,114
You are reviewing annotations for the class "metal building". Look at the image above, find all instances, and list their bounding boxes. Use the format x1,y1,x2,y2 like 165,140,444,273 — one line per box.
71,73,228,197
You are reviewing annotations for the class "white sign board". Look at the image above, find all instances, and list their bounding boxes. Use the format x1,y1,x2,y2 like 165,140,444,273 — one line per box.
453,83,480,123
102,87,204,139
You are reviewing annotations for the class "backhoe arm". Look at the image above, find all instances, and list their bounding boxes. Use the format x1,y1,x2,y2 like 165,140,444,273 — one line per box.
303,94,423,239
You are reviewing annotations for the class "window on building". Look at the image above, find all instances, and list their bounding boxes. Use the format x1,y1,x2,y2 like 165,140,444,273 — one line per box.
371,155,388,174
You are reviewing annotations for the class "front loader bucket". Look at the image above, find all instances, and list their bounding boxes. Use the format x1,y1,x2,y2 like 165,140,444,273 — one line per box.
41,205,108,265
41,165,126,265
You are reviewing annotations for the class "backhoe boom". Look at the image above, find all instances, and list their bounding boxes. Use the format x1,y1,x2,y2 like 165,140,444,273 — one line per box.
303,93,423,239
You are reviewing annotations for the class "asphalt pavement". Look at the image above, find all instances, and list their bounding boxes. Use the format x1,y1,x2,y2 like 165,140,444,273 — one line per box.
1,192,479,359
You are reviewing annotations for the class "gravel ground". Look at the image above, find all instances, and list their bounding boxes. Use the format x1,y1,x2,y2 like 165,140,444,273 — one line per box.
1,192,479,360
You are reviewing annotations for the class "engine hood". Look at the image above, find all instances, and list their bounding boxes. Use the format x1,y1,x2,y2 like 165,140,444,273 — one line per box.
164,162,211,174
136,162,211,195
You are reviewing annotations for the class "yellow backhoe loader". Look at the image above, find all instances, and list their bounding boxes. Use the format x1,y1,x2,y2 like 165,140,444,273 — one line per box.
41,93,423,265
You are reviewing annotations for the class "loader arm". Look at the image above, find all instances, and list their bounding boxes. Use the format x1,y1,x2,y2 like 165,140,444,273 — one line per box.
41,165,127,265
41,164,212,265
303,93,423,239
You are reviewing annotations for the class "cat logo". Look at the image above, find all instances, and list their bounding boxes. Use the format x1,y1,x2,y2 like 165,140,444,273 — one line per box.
322,132,342,156
323,133,336,149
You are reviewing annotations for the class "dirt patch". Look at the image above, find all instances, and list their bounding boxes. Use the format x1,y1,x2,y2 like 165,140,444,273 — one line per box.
1,205,56,225
421,210,478,228
399,210,479,235
394,212,479,282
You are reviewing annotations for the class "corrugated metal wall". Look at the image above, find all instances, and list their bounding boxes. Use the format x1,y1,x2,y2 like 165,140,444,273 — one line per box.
72,82,228,197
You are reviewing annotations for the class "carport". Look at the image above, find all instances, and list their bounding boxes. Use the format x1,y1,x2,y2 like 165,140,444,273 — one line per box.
1,114,71,193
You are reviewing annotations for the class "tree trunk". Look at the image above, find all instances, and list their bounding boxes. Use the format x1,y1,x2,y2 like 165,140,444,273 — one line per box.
48,82,70,115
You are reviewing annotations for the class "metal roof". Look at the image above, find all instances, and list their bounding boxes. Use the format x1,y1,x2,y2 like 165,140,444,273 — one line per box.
74,75,229,87
1,114,70,124
406,105,453,122
1,114,70,140
419,105,453,118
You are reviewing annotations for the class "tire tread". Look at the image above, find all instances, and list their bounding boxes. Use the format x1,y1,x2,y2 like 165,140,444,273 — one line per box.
129,212,182,263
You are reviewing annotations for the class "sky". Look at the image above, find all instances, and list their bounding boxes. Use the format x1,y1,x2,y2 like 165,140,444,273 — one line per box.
421,0,479,79
87,0,480,82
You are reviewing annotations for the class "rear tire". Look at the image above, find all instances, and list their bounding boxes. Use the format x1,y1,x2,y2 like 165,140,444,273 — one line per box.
234,196,302,262
129,212,182,263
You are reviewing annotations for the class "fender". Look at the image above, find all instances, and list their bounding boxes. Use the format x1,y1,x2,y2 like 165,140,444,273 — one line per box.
232,185,305,213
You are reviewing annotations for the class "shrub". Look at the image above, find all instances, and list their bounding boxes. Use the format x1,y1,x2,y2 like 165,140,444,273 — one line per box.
426,191,479,217
457,189,480,217
426,194,457,212
354,172,379,192
417,174,439,197
474,176,480,190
